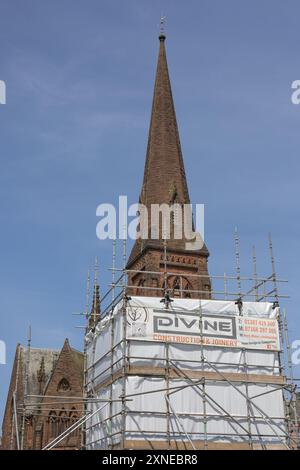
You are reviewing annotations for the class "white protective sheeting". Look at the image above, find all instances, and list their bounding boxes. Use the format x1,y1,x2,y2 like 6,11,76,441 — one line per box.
86,296,280,388
86,377,286,448
124,377,285,443
85,296,285,448
86,381,123,450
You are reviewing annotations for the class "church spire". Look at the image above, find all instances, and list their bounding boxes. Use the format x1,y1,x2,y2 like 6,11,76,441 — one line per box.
139,32,190,210
128,32,208,266
127,32,211,299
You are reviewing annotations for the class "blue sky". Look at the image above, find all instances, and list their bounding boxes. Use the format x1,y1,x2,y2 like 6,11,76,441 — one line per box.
0,0,300,425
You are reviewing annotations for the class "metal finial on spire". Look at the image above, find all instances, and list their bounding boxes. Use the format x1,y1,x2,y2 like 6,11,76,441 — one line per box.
159,15,166,39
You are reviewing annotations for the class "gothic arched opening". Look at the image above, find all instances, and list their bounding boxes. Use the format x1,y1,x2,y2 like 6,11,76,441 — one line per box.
57,378,71,392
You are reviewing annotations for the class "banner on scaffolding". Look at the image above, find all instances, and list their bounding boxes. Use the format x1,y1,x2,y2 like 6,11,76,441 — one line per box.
126,301,280,351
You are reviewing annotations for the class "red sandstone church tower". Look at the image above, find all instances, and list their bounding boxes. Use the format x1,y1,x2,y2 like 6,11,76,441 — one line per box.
127,32,211,299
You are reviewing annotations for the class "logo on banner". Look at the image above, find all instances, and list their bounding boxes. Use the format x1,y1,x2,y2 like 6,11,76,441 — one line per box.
153,311,236,339
127,306,149,324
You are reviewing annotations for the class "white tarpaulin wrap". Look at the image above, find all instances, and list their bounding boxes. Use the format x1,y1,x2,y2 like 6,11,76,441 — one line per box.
86,377,286,449
85,297,286,449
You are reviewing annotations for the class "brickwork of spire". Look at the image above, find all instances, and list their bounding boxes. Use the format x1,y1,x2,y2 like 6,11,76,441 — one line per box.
127,33,211,299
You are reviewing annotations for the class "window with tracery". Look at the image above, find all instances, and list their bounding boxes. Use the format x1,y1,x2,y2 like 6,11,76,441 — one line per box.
69,407,79,436
59,408,69,434
48,410,58,438
57,378,71,392
166,275,192,298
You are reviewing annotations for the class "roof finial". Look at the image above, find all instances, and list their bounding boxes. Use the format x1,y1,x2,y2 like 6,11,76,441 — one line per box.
159,14,166,40
89,257,101,328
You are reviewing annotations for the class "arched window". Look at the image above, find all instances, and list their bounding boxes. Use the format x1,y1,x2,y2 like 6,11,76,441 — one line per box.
59,408,69,434
165,275,192,298
69,407,79,436
48,410,58,438
57,378,71,392
172,276,181,297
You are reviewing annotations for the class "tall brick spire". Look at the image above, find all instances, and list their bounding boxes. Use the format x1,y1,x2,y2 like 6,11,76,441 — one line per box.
140,33,190,209
127,33,211,299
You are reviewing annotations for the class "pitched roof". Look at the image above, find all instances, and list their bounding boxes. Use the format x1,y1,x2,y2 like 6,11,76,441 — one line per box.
69,346,84,376
46,339,84,382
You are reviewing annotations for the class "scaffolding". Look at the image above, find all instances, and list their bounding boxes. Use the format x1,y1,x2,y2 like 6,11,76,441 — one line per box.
15,235,299,451
80,235,299,451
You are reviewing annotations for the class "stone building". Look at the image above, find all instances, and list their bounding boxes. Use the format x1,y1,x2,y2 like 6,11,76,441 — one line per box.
1,339,83,450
